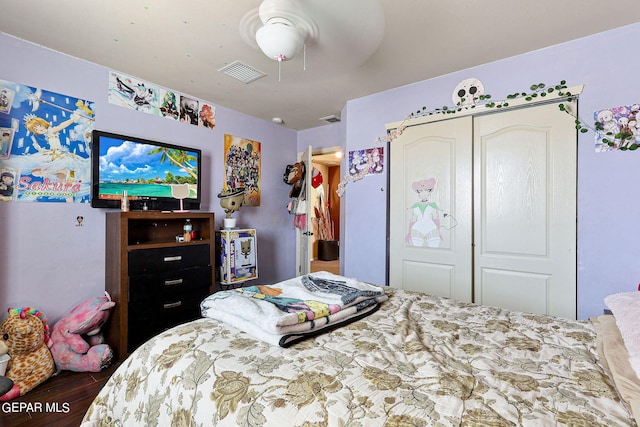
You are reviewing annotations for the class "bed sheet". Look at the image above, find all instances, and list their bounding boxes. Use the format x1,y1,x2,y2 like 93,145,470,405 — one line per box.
82,288,635,426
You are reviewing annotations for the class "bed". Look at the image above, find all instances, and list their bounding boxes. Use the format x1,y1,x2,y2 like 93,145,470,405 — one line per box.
82,273,639,426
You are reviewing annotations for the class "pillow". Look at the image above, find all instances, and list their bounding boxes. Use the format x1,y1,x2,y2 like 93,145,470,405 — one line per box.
605,292,640,380
592,315,640,424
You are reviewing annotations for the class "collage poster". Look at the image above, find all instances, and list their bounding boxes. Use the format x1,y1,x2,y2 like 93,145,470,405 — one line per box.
223,134,261,206
0,79,95,203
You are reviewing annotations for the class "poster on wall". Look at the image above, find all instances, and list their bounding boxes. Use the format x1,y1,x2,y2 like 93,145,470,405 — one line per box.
348,147,384,176
179,94,199,125
594,104,640,152
108,71,159,115
108,70,216,130
198,102,216,129
0,79,95,203
223,134,261,206
158,87,179,121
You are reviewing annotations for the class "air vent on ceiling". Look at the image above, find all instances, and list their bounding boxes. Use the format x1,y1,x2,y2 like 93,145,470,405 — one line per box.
319,114,341,123
218,61,266,84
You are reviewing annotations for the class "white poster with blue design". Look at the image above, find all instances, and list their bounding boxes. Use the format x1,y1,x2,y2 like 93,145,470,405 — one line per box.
0,79,94,203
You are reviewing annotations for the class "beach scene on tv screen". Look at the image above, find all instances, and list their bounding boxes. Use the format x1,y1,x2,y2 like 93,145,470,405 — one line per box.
98,136,198,200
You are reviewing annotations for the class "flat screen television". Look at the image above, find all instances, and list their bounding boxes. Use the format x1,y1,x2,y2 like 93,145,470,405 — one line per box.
91,130,202,211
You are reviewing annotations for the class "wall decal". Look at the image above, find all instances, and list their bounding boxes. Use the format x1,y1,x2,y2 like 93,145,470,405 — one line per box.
0,79,94,203
405,178,457,248
452,78,485,106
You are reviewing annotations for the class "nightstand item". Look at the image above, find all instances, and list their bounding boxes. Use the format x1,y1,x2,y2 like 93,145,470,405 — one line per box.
217,228,258,286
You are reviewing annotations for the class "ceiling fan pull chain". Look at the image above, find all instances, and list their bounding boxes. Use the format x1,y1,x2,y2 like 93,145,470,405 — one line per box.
278,59,282,82
303,44,307,71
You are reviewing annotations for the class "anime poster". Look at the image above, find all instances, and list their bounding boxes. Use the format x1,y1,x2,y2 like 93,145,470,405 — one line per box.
198,102,216,129
179,95,199,125
594,104,640,152
158,87,179,121
0,79,95,203
0,86,15,114
223,134,261,206
0,126,16,159
348,147,384,176
108,71,159,115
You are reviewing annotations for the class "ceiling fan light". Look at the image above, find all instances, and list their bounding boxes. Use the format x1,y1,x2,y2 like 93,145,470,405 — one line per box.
256,22,305,61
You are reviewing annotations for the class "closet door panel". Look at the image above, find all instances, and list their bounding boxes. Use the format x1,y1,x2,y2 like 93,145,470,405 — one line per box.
482,127,548,256
402,261,454,296
474,102,576,318
478,268,550,314
389,117,473,301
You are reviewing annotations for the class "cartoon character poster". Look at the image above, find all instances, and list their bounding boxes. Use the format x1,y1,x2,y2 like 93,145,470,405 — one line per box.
108,71,159,115
179,94,199,125
223,134,261,206
0,79,95,203
594,104,640,152
198,102,216,129
348,147,384,177
158,87,179,121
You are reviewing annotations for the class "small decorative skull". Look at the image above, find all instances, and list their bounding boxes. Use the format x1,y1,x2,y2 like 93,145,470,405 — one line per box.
452,78,485,107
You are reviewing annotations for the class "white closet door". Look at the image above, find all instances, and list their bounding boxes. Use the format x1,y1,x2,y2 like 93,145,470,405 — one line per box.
389,117,473,302
473,102,577,318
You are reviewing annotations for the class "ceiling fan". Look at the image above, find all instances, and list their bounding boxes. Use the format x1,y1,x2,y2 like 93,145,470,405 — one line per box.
240,0,385,79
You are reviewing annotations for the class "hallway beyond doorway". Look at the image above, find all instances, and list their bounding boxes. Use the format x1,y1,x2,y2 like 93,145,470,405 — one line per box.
311,259,340,275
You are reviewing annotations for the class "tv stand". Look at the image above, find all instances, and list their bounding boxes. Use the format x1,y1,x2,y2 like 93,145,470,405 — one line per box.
104,211,215,361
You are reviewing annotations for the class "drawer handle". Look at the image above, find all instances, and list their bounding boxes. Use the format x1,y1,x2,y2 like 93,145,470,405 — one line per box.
163,255,183,262
163,301,182,309
164,279,183,286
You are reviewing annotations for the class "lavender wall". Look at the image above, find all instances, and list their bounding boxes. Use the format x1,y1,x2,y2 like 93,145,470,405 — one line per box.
0,33,298,322
315,22,640,319
4,22,640,323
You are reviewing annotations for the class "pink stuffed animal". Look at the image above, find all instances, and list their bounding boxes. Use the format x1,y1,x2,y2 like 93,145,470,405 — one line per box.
49,292,115,372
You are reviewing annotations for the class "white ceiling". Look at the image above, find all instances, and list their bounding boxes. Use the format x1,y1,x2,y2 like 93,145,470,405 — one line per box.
1,1,639,131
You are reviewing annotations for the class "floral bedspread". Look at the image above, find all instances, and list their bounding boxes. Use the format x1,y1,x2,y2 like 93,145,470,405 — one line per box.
82,288,635,426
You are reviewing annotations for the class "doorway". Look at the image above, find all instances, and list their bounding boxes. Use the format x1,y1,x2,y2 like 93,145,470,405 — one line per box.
309,147,342,275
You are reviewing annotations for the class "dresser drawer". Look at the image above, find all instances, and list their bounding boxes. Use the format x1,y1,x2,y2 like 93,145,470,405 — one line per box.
128,244,210,275
127,290,207,350
128,266,211,303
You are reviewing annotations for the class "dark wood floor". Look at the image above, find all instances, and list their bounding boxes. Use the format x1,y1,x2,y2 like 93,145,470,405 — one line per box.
0,362,119,427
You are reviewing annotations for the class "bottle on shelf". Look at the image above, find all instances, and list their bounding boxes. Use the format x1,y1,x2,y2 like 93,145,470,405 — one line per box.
121,190,129,212
183,219,192,242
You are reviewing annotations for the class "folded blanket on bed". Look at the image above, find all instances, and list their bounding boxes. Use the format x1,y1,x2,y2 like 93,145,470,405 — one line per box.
201,271,388,347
